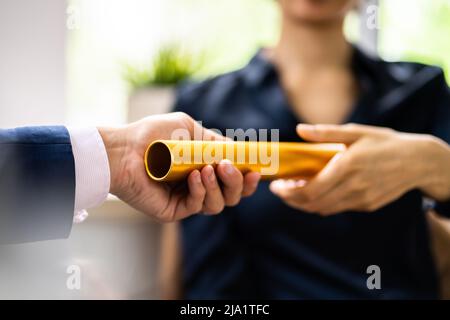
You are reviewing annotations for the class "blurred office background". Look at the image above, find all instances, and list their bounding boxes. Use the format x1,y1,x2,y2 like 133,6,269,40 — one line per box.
0,0,449,299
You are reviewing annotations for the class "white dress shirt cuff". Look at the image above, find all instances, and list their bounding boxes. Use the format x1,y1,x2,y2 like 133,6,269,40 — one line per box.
68,127,110,223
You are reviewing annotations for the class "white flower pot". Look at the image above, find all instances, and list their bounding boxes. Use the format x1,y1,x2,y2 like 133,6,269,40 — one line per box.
127,86,175,123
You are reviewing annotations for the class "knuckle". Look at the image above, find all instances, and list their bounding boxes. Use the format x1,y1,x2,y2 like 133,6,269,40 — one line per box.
336,157,352,173
225,176,244,191
315,206,336,215
366,202,380,212
302,204,317,213
360,193,374,210
209,183,220,191
192,184,206,198
225,195,241,207
209,202,225,214
301,189,316,202
345,152,358,164
315,208,325,215
350,177,367,193
317,210,329,217
188,202,202,215
243,185,257,197
316,129,329,140
323,209,336,216
160,214,174,223
206,178,220,190
198,187,207,198
173,111,189,120
318,125,337,139
344,155,362,173
343,123,359,131
349,181,360,193
380,126,394,135
174,112,193,128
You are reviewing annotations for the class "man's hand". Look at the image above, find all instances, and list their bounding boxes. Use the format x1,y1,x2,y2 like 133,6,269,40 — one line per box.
98,112,261,222
270,123,450,216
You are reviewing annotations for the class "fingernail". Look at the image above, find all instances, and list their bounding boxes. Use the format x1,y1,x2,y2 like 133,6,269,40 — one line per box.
208,167,216,183
221,159,234,175
194,171,202,184
285,179,297,189
269,180,282,192
295,179,307,188
225,164,234,175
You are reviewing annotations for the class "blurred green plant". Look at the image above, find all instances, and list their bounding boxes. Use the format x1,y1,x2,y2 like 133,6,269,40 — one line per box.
123,44,203,89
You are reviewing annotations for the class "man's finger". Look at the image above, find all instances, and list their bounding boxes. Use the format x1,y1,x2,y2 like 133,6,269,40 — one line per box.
201,165,225,214
216,159,244,206
242,171,261,197
178,170,206,219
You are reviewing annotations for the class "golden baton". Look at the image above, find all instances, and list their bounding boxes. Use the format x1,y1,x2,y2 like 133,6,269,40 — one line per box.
144,140,345,182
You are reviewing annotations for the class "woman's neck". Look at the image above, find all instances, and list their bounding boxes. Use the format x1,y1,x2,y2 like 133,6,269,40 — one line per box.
270,17,352,73
266,16,359,125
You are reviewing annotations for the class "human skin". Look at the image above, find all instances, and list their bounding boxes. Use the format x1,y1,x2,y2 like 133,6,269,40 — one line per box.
268,0,450,214
158,0,450,298
270,123,450,215
98,112,261,222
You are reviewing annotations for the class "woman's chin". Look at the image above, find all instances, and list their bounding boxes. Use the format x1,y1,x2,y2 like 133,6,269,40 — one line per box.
279,0,355,25
285,11,344,25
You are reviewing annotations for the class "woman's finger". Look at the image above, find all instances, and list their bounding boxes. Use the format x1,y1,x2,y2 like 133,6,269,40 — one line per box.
300,152,352,200
270,152,348,204
301,176,360,214
269,179,305,201
296,123,369,144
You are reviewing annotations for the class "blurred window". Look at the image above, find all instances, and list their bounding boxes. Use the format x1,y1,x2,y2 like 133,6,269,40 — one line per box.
66,0,450,126
379,0,450,82
66,0,279,125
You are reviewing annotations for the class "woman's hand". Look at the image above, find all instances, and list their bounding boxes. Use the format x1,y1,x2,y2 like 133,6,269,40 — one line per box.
270,123,450,216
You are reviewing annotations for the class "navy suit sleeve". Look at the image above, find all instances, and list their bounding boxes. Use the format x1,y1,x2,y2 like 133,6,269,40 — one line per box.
0,126,76,243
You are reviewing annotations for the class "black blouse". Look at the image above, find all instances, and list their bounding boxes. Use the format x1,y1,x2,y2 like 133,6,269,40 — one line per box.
174,47,450,299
